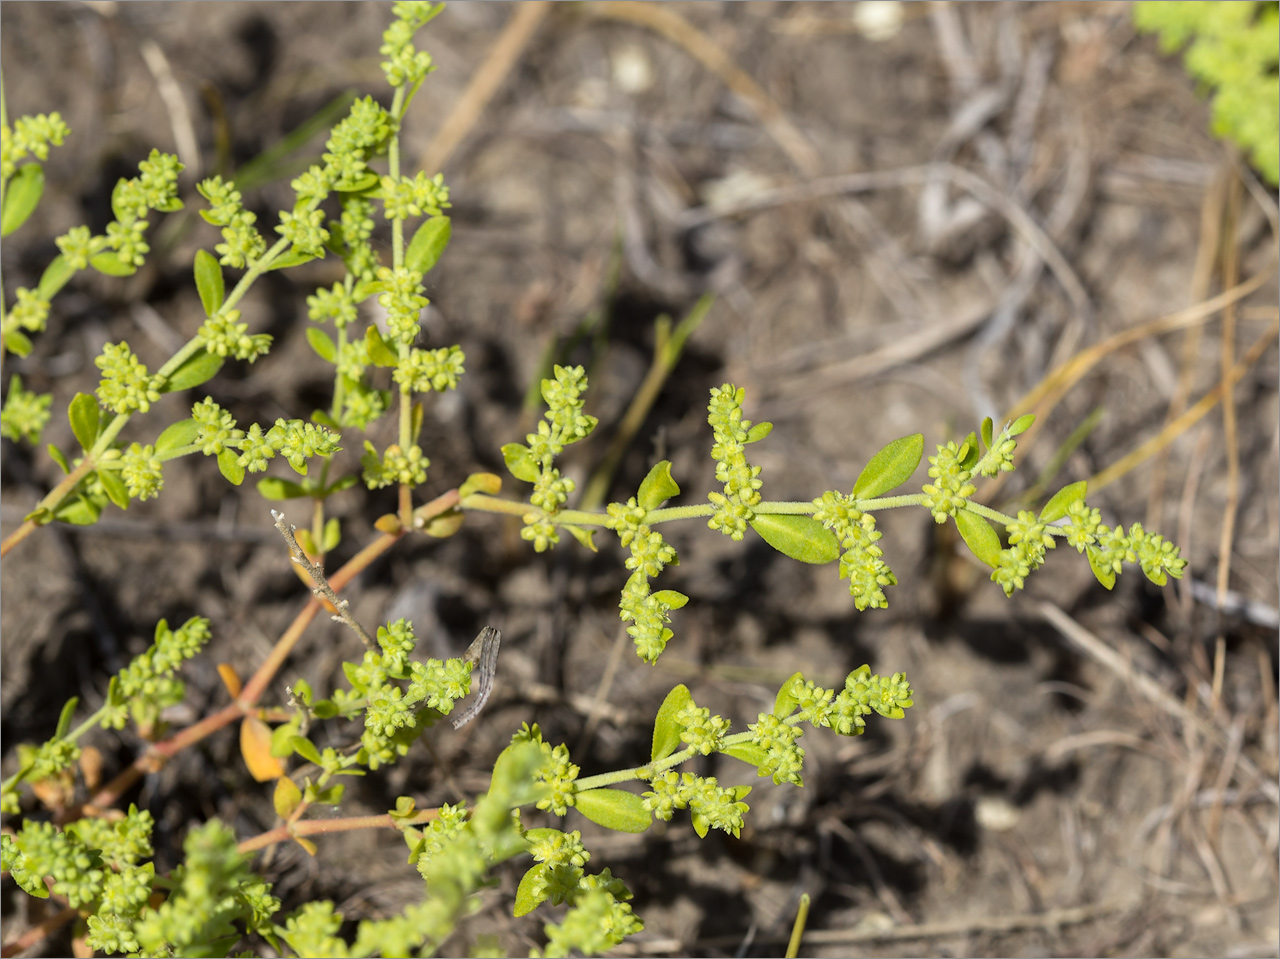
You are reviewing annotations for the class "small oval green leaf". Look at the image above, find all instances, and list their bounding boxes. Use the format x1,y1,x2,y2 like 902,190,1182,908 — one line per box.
1009,413,1036,436
637,460,680,510
650,589,688,610
652,684,693,761
290,736,323,765
563,523,597,552
38,254,76,300
405,216,451,274
459,472,502,500
958,432,981,471
1040,480,1088,524
4,329,33,357
55,492,104,525
1,163,44,237
745,421,773,444
575,788,652,833
54,697,79,739
1086,547,1117,590
750,513,839,565
47,443,71,474
852,433,924,498
501,442,540,483
193,249,225,316
514,863,551,918
218,447,245,485
256,477,307,500
365,323,398,367
155,418,200,456
265,249,318,271
305,326,337,363
90,250,136,277
980,416,994,452
773,672,804,718
163,349,224,393
322,516,341,552
98,467,131,510
68,392,100,452
954,509,1002,568
721,740,768,770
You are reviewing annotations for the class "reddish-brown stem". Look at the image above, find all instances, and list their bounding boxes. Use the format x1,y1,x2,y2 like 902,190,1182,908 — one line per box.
75,488,461,818
0,457,97,557
237,808,441,854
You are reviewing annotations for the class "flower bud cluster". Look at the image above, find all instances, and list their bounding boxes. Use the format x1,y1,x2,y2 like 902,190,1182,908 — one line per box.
921,440,977,523
813,491,898,610
706,384,763,539
642,771,750,838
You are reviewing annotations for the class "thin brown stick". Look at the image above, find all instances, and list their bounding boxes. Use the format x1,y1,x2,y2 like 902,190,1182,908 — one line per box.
582,1,821,175
238,807,441,855
416,1,552,175
272,509,374,647
1035,601,1279,806
1216,178,1242,608
1087,318,1278,494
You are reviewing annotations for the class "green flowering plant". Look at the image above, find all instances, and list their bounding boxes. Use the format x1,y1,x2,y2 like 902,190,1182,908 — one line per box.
1134,0,1279,185
1,2,1191,957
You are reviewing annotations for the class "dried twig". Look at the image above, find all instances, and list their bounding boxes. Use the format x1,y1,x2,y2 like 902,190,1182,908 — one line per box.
271,510,373,648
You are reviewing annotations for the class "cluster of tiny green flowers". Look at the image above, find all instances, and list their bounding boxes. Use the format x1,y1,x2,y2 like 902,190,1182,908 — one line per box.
813,491,899,610
323,96,396,189
393,344,465,393
748,712,805,785
519,365,599,551
277,206,330,254
528,829,590,871
100,616,212,732
677,702,731,755
1062,502,1187,587
642,771,750,838
331,619,472,769
105,149,183,265
0,375,52,444
95,341,162,415
381,1,443,88
191,397,244,454
21,736,81,782
408,802,469,881
6,286,50,335
364,442,429,488
198,309,272,362
537,881,644,959
534,742,582,816
377,266,429,344
191,399,340,475
197,175,266,268
1,111,71,180
55,225,94,269
921,439,977,523
307,282,360,329
706,384,763,539
118,442,164,500
990,510,1052,595
834,666,914,733
333,196,379,280
618,572,679,663
2,819,103,907
129,819,280,957
380,170,450,221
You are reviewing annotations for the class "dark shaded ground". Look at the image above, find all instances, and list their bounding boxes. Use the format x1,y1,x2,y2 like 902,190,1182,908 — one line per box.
2,2,1278,957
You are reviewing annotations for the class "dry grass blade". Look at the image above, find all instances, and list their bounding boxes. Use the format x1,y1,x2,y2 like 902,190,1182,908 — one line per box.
416,1,552,175
1035,601,1279,806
